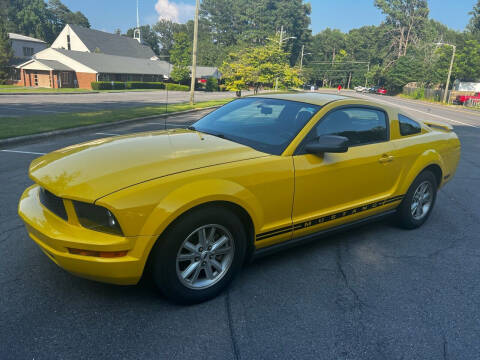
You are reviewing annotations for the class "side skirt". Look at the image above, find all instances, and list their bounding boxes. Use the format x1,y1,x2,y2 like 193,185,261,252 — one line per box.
253,209,397,260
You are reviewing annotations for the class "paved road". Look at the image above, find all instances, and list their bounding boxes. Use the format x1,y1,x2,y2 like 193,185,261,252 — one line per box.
0,90,250,117
1,96,479,359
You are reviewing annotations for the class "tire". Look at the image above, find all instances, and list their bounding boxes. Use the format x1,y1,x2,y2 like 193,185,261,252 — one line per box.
397,170,437,229
151,206,246,304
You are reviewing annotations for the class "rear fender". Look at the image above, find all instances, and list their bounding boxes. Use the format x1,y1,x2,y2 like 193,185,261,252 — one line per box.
398,149,445,194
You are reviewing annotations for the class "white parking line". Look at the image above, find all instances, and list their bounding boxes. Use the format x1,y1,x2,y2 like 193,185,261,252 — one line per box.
1,150,46,155
95,132,121,136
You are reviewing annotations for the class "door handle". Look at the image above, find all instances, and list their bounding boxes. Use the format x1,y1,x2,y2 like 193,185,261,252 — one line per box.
378,154,394,163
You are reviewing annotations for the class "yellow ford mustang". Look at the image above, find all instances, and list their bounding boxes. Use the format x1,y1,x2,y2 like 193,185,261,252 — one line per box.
18,93,461,303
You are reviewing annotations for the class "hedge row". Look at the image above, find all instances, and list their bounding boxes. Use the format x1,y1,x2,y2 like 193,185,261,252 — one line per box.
91,81,190,91
165,83,189,91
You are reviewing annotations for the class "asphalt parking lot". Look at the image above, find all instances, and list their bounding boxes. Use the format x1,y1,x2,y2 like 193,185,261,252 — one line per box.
0,90,252,117
1,96,479,359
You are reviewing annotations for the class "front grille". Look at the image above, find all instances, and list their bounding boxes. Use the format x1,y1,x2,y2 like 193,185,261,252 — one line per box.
39,187,68,220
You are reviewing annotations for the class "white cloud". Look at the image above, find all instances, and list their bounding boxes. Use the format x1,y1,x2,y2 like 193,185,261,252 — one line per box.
154,0,195,23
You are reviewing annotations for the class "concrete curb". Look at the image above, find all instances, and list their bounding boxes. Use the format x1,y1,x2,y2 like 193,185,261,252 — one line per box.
0,106,220,147
0,91,99,96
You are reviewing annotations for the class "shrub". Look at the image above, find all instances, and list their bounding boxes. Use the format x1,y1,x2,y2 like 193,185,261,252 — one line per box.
218,84,227,92
166,83,189,91
205,77,219,92
125,82,165,89
91,81,125,90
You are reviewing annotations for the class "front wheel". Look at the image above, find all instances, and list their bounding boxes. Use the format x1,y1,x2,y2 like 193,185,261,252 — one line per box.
397,170,437,229
151,206,246,304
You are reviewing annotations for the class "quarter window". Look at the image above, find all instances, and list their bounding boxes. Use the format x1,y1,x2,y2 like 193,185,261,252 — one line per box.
312,107,388,146
398,114,421,136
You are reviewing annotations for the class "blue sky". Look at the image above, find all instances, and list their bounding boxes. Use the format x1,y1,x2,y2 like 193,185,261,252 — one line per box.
61,0,475,35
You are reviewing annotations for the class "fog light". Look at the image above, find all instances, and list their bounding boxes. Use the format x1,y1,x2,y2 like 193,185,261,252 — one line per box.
68,248,128,258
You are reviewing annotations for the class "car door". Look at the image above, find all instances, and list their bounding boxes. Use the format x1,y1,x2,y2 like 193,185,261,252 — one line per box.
292,105,403,238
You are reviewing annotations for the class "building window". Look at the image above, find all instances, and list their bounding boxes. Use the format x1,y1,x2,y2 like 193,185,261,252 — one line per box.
34,73,38,86
9,68,21,81
67,35,71,50
22,47,34,57
61,72,71,85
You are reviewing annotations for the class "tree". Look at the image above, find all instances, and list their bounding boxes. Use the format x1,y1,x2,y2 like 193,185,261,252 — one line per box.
153,19,187,56
4,0,90,43
0,22,13,83
6,0,55,42
469,1,480,35
455,40,480,81
220,35,303,93
374,0,429,59
170,32,191,84
126,25,160,55
47,0,90,37
200,0,312,65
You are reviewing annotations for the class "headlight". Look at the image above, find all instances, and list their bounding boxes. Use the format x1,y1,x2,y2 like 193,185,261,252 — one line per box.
73,201,123,236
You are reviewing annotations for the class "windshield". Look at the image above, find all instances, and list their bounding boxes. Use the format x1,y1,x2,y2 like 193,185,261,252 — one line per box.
191,97,321,155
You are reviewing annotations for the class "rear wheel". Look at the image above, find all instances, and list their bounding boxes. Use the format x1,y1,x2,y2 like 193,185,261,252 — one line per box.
151,206,246,304
397,170,437,229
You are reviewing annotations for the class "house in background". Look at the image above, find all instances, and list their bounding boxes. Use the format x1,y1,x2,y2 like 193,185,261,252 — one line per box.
50,24,157,59
18,48,171,88
14,24,220,90
8,33,47,82
453,79,480,92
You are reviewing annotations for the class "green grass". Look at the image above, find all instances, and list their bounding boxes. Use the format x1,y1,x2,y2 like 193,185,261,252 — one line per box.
0,85,93,93
0,98,233,139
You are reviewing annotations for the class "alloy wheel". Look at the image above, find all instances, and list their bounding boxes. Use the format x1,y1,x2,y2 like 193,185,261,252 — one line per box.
176,224,235,290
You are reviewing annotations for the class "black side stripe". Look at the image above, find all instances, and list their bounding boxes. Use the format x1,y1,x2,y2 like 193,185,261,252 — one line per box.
255,195,405,241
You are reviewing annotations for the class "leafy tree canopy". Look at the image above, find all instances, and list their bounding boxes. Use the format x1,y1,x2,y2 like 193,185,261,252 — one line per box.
220,35,303,92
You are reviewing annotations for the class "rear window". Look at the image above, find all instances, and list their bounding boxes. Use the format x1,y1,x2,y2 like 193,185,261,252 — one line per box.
399,114,421,136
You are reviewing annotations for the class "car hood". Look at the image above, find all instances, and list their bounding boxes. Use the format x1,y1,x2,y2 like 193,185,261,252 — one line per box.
29,129,268,201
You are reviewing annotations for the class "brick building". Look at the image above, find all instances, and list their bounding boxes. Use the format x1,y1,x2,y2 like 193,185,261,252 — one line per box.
14,24,220,90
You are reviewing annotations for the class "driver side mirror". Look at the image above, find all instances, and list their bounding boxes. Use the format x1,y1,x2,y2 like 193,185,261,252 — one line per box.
304,135,349,154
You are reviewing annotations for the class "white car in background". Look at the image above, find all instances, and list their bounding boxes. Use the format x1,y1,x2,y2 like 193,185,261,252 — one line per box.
354,86,367,93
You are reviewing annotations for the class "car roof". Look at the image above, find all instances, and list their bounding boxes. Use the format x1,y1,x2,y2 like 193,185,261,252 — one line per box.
248,92,349,106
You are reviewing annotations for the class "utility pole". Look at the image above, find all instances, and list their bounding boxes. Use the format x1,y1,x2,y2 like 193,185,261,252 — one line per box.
365,62,370,87
189,0,199,105
435,43,456,103
444,45,456,103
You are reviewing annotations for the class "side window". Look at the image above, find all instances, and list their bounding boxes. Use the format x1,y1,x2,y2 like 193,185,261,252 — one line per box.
313,107,388,146
398,114,421,136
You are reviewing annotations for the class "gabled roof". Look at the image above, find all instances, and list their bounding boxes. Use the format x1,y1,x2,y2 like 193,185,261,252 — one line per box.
68,24,156,59
34,59,74,71
8,33,46,43
53,49,171,75
16,58,74,71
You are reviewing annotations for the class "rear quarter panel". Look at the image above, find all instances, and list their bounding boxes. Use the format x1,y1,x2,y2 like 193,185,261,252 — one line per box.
389,114,461,193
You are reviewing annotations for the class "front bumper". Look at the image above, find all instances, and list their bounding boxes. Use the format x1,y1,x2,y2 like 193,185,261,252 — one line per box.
18,185,154,285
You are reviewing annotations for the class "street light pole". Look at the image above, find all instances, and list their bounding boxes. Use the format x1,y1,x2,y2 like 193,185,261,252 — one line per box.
274,26,296,91
189,0,199,105
275,26,283,92
300,45,311,70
